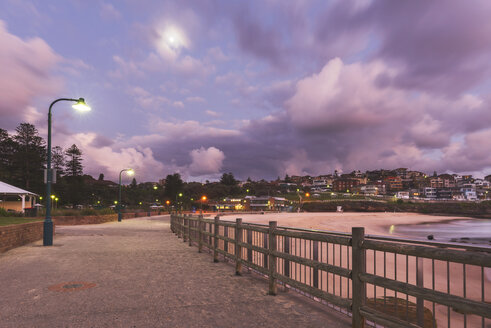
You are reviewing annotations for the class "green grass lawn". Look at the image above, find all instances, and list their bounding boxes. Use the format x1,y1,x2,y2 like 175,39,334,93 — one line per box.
0,217,44,226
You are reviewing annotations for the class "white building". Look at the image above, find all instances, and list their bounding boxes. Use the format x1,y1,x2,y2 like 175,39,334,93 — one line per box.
423,187,437,199
461,185,477,201
0,181,38,213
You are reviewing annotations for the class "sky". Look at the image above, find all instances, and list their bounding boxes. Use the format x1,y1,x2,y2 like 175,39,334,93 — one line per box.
1,0,491,183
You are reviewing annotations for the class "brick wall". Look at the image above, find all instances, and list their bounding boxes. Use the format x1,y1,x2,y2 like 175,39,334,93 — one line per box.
0,221,53,253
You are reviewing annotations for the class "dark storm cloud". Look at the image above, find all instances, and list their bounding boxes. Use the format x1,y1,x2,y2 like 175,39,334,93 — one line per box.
316,0,491,95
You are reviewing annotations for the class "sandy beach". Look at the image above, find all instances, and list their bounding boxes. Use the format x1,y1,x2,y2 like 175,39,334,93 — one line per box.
225,211,468,237
215,212,490,327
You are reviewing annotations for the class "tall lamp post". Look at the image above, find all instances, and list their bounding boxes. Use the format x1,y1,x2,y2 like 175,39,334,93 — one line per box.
44,98,90,246
118,168,134,222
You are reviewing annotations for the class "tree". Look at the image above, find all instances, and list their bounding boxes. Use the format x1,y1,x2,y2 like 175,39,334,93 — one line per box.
220,172,238,186
163,173,184,199
0,129,16,183
51,146,65,180
131,177,137,188
64,144,84,207
12,123,45,191
284,174,291,183
98,173,104,181
65,144,83,177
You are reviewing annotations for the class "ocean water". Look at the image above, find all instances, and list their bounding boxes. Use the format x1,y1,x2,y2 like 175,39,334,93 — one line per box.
393,219,491,246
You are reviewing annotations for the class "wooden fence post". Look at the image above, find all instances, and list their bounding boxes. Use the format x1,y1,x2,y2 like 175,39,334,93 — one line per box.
313,240,319,288
177,215,182,238
416,257,424,326
263,229,268,269
198,215,203,253
224,224,229,261
268,221,277,295
352,227,366,328
183,215,188,243
213,216,219,262
209,221,213,251
188,215,192,247
235,218,242,275
283,236,290,292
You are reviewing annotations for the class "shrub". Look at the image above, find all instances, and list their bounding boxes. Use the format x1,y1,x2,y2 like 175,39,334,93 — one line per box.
80,208,97,216
0,207,23,217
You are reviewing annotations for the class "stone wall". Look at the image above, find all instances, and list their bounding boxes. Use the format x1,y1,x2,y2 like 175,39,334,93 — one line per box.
0,221,52,253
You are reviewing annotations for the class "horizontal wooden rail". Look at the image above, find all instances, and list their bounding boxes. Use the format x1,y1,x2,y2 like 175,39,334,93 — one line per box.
216,234,235,244
273,272,351,308
271,250,351,277
241,223,269,234
240,259,269,275
359,306,420,328
363,239,491,267
237,241,268,254
215,248,235,260
275,229,351,246
359,273,491,318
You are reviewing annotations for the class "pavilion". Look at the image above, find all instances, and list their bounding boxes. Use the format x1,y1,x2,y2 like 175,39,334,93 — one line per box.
0,181,38,213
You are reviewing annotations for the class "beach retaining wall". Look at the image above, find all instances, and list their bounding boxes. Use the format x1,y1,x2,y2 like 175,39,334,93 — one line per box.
0,221,53,253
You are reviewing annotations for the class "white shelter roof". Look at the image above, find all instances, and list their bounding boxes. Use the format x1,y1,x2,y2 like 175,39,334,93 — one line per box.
0,181,38,196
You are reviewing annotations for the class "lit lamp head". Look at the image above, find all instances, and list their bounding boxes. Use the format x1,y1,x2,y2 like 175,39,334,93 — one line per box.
202,196,207,201
72,98,91,112
178,193,183,197
126,169,134,176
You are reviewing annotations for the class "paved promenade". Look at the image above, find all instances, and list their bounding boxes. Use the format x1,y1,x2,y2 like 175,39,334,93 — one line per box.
0,216,351,328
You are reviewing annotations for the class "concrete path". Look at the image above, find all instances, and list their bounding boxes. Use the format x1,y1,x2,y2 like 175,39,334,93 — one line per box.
0,216,351,328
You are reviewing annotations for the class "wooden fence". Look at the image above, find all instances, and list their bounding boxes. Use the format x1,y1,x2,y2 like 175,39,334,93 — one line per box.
170,214,491,328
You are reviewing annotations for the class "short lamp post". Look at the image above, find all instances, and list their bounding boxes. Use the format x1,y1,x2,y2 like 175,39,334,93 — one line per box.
44,98,90,246
176,192,183,213
118,168,134,222
200,195,207,214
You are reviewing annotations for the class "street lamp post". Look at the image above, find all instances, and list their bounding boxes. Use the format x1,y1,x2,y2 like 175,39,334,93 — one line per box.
44,98,90,246
118,168,134,222
200,195,207,214
176,192,183,213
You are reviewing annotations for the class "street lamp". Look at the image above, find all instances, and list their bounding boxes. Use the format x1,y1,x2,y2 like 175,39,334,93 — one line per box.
176,192,183,213
200,195,207,213
44,97,90,246
118,168,134,222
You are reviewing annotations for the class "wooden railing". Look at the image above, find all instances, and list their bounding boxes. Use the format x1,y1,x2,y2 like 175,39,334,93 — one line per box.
170,214,491,328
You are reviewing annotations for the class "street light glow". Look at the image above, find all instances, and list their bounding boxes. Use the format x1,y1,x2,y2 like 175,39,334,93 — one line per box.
202,196,207,201
71,98,91,112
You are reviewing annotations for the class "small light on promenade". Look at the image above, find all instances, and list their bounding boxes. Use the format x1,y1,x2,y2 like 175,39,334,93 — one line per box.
176,192,183,213
200,195,207,213
118,168,134,222
44,97,91,246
